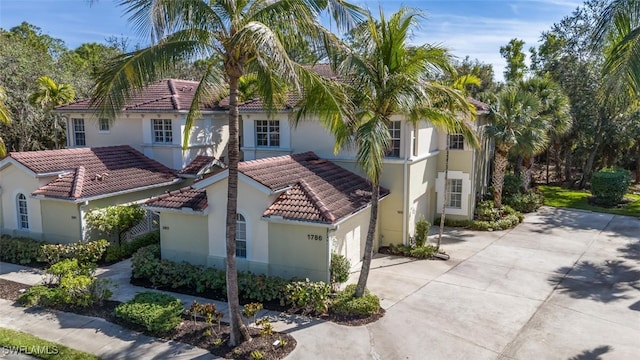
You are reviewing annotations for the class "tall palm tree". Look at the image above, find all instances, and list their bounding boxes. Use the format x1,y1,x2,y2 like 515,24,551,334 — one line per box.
0,86,11,157
515,76,571,190
331,7,475,297
28,76,76,149
89,0,362,346
594,0,640,95
487,87,542,208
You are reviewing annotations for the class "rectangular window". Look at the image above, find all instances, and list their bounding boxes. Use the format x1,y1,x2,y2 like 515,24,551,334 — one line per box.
449,134,464,150
236,214,247,258
153,119,173,144
17,194,29,230
72,118,86,146
255,120,280,147
387,121,401,157
99,118,110,132
447,179,463,209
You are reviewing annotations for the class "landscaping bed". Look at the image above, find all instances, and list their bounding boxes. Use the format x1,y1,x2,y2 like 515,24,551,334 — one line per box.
0,278,31,302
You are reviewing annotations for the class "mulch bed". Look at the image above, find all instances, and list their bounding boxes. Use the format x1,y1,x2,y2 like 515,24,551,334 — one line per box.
0,278,295,359
321,308,385,326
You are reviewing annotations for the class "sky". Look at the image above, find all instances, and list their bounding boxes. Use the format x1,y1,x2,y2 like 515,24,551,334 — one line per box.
0,0,585,82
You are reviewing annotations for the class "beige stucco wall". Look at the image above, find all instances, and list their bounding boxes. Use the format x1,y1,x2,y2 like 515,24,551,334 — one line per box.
268,222,329,282
205,177,272,274
0,164,44,240
40,201,81,243
159,212,209,266
437,149,474,174
330,207,371,271
64,113,144,150
406,156,438,236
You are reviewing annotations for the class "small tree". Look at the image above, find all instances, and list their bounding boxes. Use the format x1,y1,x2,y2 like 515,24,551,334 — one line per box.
330,253,351,292
84,204,145,245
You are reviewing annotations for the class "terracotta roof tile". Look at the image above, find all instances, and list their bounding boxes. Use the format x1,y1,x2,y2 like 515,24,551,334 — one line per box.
145,187,207,212
178,155,225,176
55,79,219,112
9,146,178,200
240,152,389,224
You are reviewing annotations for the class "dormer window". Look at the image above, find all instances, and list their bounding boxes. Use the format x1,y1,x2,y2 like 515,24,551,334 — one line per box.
448,134,464,150
153,119,173,144
256,120,280,147
386,121,401,157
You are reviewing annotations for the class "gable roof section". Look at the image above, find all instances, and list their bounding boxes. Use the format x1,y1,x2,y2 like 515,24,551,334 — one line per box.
177,155,226,178
239,152,389,224
54,79,218,112
8,146,178,201
145,187,208,212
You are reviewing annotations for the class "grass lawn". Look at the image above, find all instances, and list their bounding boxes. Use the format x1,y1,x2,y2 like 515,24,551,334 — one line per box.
0,327,100,360
538,185,640,218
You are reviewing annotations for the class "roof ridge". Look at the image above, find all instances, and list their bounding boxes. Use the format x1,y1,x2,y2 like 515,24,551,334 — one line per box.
167,79,180,110
297,179,335,222
71,166,85,198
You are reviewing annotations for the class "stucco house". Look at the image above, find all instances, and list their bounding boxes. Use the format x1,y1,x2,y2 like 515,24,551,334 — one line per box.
0,146,181,243
54,79,228,171
146,152,389,281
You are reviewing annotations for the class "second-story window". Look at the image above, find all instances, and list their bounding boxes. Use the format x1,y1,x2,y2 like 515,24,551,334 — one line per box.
153,119,173,144
99,118,110,132
448,134,464,150
386,121,401,157
256,120,280,147
72,118,86,146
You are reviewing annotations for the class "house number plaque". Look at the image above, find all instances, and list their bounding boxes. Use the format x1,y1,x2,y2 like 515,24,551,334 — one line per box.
307,234,323,241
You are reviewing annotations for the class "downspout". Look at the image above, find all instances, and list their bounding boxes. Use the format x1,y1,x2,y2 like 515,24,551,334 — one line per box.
326,227,331,283
401,122,411,245
79,201,89,241
471,140,477,220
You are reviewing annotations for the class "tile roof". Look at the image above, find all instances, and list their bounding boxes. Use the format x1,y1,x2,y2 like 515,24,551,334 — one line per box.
55,79,218,112
468,98,490,112
177,156,226,177
8,146,178,201
145,187,208,212
240,152,389,224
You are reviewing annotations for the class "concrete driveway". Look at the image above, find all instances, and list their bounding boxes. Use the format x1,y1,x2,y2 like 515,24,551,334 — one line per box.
281,207,640,359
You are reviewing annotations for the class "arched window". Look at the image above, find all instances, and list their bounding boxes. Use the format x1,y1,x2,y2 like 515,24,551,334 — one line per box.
236,214,247,258
16,193,29,230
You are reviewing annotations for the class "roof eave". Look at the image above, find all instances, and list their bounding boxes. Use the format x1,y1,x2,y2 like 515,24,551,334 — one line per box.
35,178,184,203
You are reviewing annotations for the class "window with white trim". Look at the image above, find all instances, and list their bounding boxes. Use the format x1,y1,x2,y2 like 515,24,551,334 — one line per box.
99,118,110,132
448,134,464,150
72,118,86,146
447,179,463,209
17,193,29,230
386,121,401,157
236,214,247,258
255,120,280,147
152,119,173,144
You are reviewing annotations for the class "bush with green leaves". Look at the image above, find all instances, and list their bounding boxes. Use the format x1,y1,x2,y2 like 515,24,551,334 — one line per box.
41,239,109,265
283,279,331,315
502,174,523,197
387,243,438,259
470,201,523,231
0,236,45,265
413,219,431,247
115,292,184,335
433,217,472,228
104,231,160,263
330,284,380,316
330,253,351,291
591,168,632,207
504,190,544,213
84,204,145,245
239,272,287,302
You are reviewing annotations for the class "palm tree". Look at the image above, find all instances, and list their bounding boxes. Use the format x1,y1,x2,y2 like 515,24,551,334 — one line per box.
0,86,11,157
28,76,76,149
89,0,362,346
331,7,475,297
487,87,542,208
594,0,640,95
515,76,571,190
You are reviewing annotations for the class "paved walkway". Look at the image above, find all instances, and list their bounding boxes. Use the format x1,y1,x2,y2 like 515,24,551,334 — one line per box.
1,206,639,359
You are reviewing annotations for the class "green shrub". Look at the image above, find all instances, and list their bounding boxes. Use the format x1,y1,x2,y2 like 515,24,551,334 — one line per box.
283,279,331,315
330,284,380,316
131,244,161,279
0,237,45,265
41,239,109,265
433,217,472,228
591,168,632,207
388,243,438,259
195,267,226,294
414,219,431,247
504,190,544,213
469,201,523,231
17,285,60,307
503,174,524,197
115,292,184,335
105,231,160,263
239,272,287,302
330,253,351,290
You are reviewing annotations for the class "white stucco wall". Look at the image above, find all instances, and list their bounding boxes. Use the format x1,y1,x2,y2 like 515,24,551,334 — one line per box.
435,170,473,219
0,164,44,239
329,206,371,271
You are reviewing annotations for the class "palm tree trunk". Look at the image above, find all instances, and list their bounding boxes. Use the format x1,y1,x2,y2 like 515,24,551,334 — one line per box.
522,156,534,191
225,74,250,346
636,147,640,183
437,147,450,251
355,183,379,298
564,148,572,185
492,149,509,208
579,144,599,189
